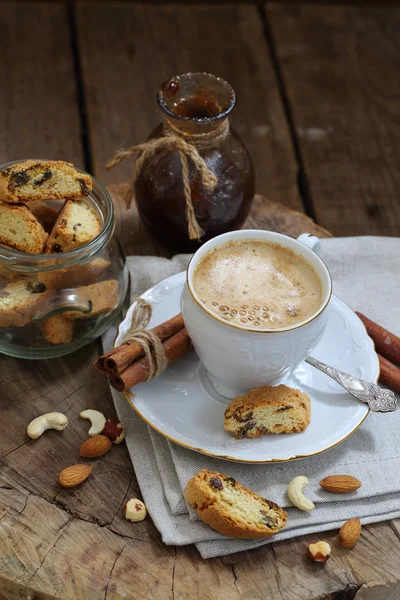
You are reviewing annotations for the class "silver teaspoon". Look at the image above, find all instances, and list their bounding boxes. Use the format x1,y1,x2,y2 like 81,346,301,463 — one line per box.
305,356,398,412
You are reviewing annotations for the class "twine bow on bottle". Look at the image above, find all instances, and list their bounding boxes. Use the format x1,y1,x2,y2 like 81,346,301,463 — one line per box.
106,120,228,240
121,298,167,381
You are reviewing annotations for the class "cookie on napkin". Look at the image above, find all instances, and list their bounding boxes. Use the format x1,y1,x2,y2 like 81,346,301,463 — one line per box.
185,469,287,539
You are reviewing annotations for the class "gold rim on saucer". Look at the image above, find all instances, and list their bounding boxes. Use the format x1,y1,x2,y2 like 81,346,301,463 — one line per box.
114,273,376,464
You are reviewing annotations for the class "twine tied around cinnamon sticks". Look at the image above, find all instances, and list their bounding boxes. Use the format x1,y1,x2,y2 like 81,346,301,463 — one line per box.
93,308,191,392
106,119,229,240
120,298,168,381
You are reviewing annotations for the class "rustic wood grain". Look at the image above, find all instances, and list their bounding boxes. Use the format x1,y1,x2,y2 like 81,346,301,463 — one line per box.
221,532,363,599
1,2,400,598
267,3,400,237
75,2,302,211
222,524,400,599
21,0,400,4
0,2,83,167
2,181,398,600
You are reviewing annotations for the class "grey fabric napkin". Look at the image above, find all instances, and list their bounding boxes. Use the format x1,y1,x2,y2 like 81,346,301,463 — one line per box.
103,237,400,558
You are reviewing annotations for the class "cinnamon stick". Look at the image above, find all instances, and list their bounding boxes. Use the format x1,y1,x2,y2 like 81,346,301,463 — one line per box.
110,328,193,392
94,313,184,375
356,312,400,366
378,354,400,393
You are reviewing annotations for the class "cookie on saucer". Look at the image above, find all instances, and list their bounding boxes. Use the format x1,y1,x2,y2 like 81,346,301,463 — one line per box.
224,384,311,439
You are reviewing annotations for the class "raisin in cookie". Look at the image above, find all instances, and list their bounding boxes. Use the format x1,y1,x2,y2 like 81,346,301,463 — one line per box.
0,202,48,254
0,280,49,327
0,160,92,204
45,199,102,253
185,469,287,539
224,384,311,439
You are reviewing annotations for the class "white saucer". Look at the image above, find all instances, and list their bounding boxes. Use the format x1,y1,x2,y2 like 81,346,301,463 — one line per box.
116,272,378,463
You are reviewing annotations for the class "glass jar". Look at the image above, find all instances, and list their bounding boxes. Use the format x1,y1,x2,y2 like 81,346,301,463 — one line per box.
135,72,255,253
0,161,128,359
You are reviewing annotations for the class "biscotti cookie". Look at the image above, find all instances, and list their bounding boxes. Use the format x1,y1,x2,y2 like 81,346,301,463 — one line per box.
185,470,287,539
0,160,92,204
38,315,74,344
29,201,62,233
39,257,111,289
0,202,48,254
45,199,102,253
0,280,49,327
224,384,311,439
63,280,119,320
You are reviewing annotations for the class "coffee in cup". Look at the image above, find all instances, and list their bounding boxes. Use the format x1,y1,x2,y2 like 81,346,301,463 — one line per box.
192,239,322,330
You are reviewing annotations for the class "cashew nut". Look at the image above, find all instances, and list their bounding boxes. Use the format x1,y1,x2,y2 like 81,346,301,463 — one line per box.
27,413,68,439
80,409,106,436
288,476,315,511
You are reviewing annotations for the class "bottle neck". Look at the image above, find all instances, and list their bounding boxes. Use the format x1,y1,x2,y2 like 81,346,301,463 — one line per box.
163,116,229,145
158,73,236,131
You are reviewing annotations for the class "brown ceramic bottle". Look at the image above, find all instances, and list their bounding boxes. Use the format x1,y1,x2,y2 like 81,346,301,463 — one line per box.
135,72,255,253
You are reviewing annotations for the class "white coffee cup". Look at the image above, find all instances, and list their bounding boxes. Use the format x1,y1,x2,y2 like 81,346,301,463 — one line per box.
182,230,332,399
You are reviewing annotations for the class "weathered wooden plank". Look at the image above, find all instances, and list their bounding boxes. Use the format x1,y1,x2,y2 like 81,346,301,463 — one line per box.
0,472,239,600
1,187,399,599
173,546,240,600
1,3,399,600
221,523,400,600
268,3,400,236
343,522,400,599
0,181,333,600
22,0,400,4
0,2,83,166
0,474,176,600
76,2,302,211
0,344,136,528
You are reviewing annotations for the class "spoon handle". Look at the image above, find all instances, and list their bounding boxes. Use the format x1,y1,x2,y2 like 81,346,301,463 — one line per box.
305,356,398,412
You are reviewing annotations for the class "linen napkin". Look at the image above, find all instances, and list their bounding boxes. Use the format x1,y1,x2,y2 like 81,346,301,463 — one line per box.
103,237,400,558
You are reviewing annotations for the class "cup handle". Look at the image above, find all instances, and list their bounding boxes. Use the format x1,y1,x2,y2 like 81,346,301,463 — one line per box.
297,233,321,256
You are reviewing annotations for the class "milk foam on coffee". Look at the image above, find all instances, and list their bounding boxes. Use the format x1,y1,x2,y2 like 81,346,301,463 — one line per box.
193,240,323,330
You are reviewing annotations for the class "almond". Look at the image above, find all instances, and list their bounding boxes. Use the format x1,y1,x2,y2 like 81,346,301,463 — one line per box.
59,464,92,487
319,475,361,494
338,518,361,548
80,434,112,458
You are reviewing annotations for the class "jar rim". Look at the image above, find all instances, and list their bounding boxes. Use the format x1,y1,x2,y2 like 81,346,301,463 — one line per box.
0,160,114,271
157,72,236,123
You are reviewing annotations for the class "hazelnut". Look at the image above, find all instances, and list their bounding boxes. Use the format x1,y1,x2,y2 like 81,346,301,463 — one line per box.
307,541,331,562
102,417,125,444
124,498,147,522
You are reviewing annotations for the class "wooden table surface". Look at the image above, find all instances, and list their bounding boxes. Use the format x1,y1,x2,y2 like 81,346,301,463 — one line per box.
1,3,400,599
